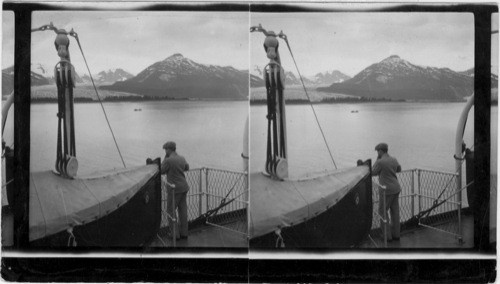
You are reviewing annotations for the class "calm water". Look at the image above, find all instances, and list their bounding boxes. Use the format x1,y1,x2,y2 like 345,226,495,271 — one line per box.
2,100,497,178
251,102,497,179
27,101,248,175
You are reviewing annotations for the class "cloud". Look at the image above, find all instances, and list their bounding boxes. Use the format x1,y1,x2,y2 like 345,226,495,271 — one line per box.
251,12,474,76
3,10,476,78
2,11,15,68
28,11,249,75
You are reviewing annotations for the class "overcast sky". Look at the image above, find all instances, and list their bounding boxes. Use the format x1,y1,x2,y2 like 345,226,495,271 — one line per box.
1,10,498,77
2,11,14,70
250,12,477,77
3,11,249,75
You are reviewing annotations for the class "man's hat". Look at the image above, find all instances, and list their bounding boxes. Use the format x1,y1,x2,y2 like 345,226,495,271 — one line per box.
375,143,388,152
163,141,176,151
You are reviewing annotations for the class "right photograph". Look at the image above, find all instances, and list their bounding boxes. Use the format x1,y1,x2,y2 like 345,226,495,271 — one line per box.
248,12,484,249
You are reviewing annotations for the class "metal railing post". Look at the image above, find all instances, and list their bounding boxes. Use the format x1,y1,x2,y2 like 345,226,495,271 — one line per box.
457,172,463,243
382,188,387,248
205,168,209,217
198,168,203,217
417,169,422,216
411,169,415,217
245,171,249,237
172,189,176,248
245,171,249,206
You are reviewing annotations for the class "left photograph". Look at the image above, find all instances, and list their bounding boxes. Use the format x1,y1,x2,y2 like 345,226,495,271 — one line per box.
2,10,249,248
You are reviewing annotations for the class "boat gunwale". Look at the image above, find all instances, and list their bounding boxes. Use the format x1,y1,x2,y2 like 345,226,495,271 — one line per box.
249,165,371,239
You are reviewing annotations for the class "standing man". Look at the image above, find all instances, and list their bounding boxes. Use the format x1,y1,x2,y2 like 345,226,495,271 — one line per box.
372,143,402,242
161,141,190,240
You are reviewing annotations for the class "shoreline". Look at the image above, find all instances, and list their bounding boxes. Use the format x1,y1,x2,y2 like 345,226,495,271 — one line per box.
27,97,247,104
249,98,473,105
2,96,494,105
2,98,485,104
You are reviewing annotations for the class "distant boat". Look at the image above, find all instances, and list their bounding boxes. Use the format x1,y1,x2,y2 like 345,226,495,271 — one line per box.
134,108,142,111
351,110,359,113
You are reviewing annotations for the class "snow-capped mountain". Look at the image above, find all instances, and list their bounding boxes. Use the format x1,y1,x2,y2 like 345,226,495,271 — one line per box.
82,68,134,85
103,54,249,99
29,62,84,84
313,70,351,85
318,55,474,101
251,65,349,87
459,68,498,88
2,66,51,96
251,65,310,86
459,68,475,77
284,71,314,85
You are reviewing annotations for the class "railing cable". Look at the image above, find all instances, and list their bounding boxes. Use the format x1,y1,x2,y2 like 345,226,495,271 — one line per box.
414,143,474,220
190,171,246,223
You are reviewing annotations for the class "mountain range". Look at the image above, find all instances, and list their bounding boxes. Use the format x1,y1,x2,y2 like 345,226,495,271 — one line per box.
317,55,490,101
82,68,134,85
459,67,498,88
3,54,498,101
2,65,134,97
27,63,130,86
2,66,52,95
102,54,249,99
31,63,85,84
251,65,351,87
314,70,351,85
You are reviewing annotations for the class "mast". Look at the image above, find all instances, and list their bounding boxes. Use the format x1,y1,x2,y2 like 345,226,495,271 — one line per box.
251,24,288,180
33,23,78,178
54,27,78,178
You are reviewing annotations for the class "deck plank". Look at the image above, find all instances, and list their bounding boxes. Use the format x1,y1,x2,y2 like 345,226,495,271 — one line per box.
152,220,248,248
361,214,474,248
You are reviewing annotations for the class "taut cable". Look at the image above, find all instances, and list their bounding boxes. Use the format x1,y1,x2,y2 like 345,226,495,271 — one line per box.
281,36,338,170
71,33,127,168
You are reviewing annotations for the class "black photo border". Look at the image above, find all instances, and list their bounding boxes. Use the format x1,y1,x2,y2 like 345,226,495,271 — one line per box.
1,1,497,282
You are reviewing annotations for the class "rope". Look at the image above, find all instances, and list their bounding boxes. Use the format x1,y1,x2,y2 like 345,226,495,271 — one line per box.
418,181,473,220
156,233,168,247
71,34,127,168
275,229,285,248
56,184,78,246
433,143,475,204
1,179,13,188
67,227,77,247
210,173,246,211
413,143,475,221
282,38,338,169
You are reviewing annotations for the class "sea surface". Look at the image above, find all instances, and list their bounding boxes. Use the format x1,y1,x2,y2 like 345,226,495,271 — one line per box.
2,100,497,177
251,102,497,179
24,100,248,175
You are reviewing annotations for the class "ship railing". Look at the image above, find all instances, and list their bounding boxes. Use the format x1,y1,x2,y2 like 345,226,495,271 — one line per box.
203,168,249,237
158,167,248,246
370,168,464,248
368,181,388,248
